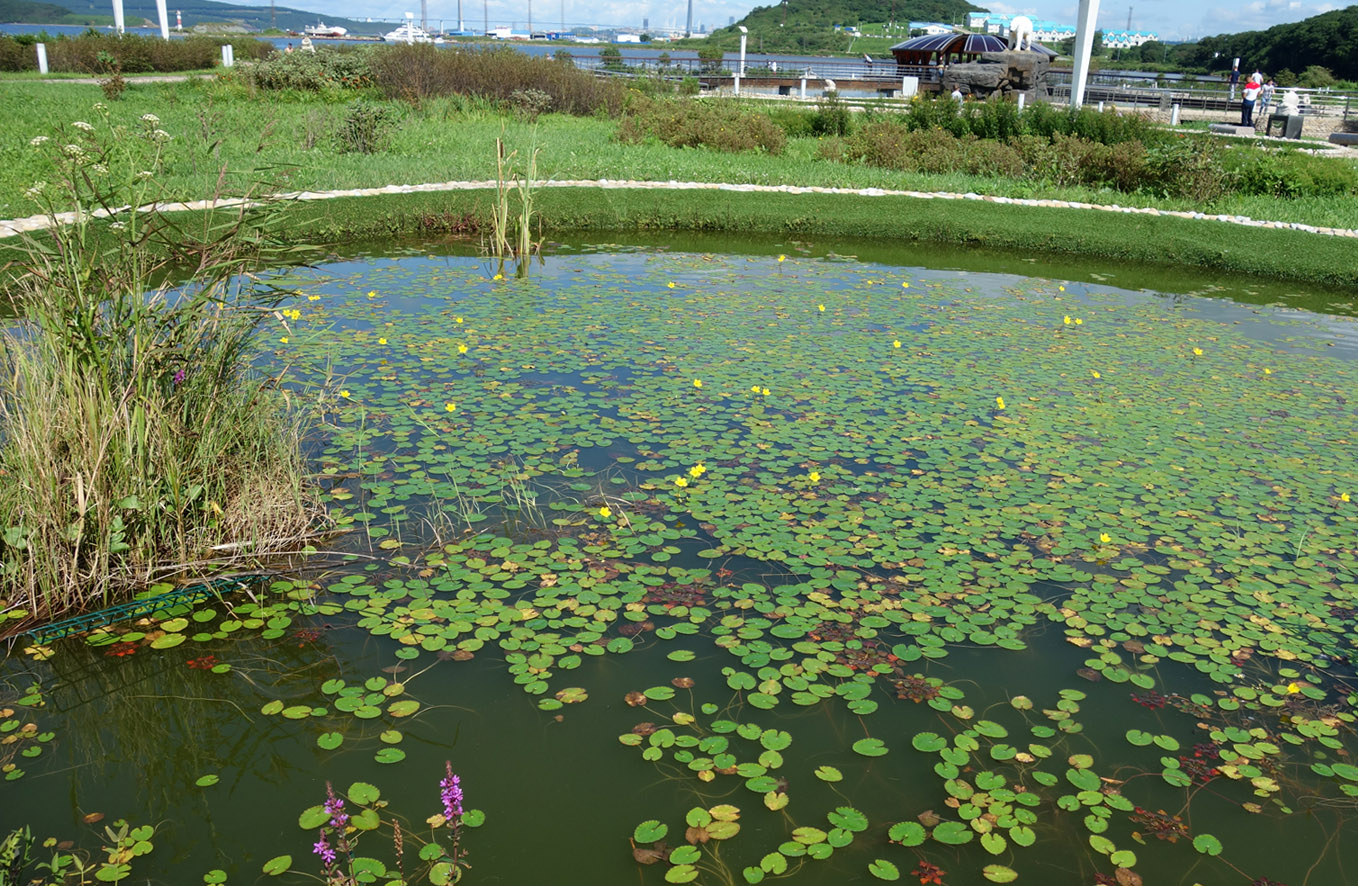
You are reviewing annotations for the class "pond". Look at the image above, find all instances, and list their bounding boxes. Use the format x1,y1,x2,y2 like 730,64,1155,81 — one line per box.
3,236,1358,886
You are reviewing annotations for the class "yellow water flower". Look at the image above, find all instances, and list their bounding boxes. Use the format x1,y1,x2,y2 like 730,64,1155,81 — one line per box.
1090,370,1101,379
809,471,820,482
689,463,706,478
339,390,350,398
1342,492,1351,502
1075,318,1083,325
901,282,910,289
492,273,504,281
458,343,468,354
1263,368,1272,375
599,506,612,518
817,304,825,312
1286,682,1302,694
761,387,770,396
995,396,1005,410
667,282,676,289
751,385,761,393
777,254,786,262
279,336,289,344
1063,316,1072,325
675,477,688,488
1058,285,1065,292
892,340,901,349
1100,532,1111,543
444,402,456,413
366,290,377,298
378,337,387,345
455,316,463,324
693,379,702,388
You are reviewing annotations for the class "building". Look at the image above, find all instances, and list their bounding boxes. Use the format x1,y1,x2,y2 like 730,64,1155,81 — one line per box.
966,12,1074,44
1101,29,1158,48
908,21,954,36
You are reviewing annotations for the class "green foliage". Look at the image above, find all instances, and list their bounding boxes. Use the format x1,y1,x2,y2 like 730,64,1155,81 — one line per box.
1194,5,1358,81
240,46,372,92
599,45,625,72
617,97,786,155
0,106,320,624
0,32,270,74
368,43,626,116
338,100,394,153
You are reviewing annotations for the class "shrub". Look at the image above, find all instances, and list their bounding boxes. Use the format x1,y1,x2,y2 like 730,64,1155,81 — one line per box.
243,46,373,92
1143,136,1228,201
508,88,553,121
811,92,852,137
369,44,626,116
2,108,321,624
338,100,395,153
616,96,786,154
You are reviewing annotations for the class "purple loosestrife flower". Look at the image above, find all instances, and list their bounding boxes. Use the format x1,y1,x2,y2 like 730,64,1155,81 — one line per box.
312,830,336,869
324,782,349,829
440,762,464,821
172,368,186,386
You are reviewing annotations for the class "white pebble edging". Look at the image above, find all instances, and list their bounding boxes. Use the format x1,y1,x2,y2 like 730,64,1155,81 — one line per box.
2,179,1356,240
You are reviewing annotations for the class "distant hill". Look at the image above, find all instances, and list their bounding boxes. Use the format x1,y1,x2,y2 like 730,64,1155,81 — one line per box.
1193,5,1358,81
704,0,985,53
11,0,388,34
0,0,120,24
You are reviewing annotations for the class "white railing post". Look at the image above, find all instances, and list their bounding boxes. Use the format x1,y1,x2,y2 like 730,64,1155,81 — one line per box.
36,42,48,74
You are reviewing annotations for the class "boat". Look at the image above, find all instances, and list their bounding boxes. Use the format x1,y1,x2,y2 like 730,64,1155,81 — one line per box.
304,22,349,38
381,23,443,43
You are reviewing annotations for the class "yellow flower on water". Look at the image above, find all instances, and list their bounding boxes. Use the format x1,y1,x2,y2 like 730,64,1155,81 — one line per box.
280,336,289,344
693,379,702,388
339,390,350,399
458,343,468,354
455,316,463,324
378,337,387,345
751,385,761,393
1100,532,1111,543
1286,682,1302,694
675,477,688,488
444,402,456,413
1075,318,1083,325
1063,316,1072,325
1342,492,1351,502
892,340,901,349
1091,370,1101,379
599,506,612,518
777,254,786,262
817,304,825,312
761,387,770,396
367,290,377,298
307,294,320,301
667,282,676,289
995,396,1006,410
901,282,910,289
809,471,820,482
1192,348,1203,356
1058,285,1065,292
689,463,706,478
1263,368,1272,374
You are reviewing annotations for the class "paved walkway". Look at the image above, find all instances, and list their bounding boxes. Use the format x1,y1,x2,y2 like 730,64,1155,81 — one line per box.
3,178,1356,240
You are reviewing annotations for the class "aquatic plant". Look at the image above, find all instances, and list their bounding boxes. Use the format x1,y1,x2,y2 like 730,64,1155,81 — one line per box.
0,106,325,628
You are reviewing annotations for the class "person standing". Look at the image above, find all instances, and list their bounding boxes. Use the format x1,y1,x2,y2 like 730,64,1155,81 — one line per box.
1257,78,1276,123
1228,65,1240,100
1240,74,1262,126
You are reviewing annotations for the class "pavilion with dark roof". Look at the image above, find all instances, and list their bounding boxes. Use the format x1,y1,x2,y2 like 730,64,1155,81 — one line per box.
890,32,1057,69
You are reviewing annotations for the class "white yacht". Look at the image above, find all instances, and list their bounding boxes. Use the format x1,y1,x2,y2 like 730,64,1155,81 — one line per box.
304,22,349,37
381,23,443,43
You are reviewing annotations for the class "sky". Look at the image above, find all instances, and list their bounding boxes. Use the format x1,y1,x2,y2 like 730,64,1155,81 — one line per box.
285,0,1342,43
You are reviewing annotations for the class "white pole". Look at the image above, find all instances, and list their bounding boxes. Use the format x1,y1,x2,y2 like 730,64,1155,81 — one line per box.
799,76,806,99
738,25,747,76
36,42,48,74
1017,92,1025,110
406,11,415,43
111,0,125,34
221,44,233,66
1069,0,1099,108
734,74,740,95
1170,102,1180,125
155,0,169,39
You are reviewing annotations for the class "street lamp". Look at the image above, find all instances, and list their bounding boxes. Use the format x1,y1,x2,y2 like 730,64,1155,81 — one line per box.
738,25,747,76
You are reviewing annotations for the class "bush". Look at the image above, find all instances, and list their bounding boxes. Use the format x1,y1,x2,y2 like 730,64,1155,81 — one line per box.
616,96,786,154
338,100,395,153
10,33,272,74
243,46,373,92
811,92,852,137
369,44,627,116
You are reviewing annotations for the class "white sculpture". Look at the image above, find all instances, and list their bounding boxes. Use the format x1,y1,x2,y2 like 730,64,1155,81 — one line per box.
1008,15,1033,51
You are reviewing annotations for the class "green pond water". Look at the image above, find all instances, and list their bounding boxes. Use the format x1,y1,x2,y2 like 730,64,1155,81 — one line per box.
4,237,1358,886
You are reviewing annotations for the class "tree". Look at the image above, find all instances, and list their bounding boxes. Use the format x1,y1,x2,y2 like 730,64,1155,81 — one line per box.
1138,40,1165,63
599,45,624,71
1091,29,1104,56
697,44,724,73
1298,64,1335,87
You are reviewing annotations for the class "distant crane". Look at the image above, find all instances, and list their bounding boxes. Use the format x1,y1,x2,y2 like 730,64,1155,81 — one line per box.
1127,5,1132,30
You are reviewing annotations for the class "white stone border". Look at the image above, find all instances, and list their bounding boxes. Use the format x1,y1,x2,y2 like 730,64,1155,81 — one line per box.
3,179,1356,240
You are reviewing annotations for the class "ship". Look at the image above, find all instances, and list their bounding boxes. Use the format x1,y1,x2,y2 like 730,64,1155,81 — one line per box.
381,23,443,43
304,21,349,37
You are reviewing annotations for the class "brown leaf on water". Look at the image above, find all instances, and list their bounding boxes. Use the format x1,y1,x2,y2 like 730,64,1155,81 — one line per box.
82,812,104,824
917,809,941,827
686,826,709,844
631,722,658,736
632,845,666,865
624,691,648,707
1115,867,1143,886
672,677,695,689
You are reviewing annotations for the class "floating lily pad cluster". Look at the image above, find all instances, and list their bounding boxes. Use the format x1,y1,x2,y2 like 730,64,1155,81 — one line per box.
6,249,1358,885
0,681,51,782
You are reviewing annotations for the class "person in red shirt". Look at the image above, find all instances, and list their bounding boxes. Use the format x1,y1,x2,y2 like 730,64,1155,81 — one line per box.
1240,74,1263,126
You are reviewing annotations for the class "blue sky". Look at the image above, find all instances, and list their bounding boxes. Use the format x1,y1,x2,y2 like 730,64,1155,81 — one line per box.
306,0,1340,43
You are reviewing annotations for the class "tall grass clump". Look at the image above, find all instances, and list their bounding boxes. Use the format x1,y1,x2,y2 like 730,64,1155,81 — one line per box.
368,43,627,116
616,96,786,154
0,33,272,74
0,105,323,630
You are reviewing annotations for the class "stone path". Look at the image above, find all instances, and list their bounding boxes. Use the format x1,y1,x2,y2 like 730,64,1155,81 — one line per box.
3,179,1356,240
